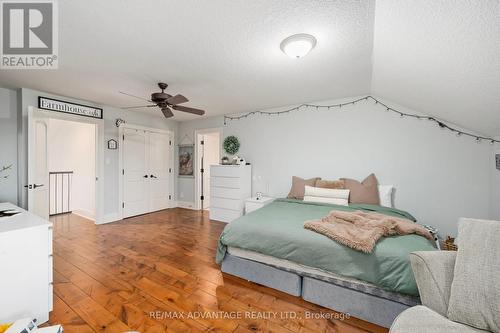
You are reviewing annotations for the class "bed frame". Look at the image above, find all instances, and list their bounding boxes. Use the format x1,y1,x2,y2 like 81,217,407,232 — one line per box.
221,254,419,328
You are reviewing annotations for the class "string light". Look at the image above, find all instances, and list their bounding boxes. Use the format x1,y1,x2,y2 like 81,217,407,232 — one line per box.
223,95,499,145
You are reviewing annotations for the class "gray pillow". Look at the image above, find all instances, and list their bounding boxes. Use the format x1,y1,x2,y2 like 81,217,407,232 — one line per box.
447,218,500,332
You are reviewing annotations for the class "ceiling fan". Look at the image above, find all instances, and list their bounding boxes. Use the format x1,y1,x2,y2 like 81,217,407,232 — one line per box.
120,82,205,118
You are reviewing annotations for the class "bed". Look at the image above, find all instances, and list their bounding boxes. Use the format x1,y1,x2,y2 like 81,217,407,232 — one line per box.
216,198,436,327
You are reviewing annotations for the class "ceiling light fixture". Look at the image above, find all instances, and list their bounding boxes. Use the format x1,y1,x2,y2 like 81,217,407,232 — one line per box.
280,33,317,59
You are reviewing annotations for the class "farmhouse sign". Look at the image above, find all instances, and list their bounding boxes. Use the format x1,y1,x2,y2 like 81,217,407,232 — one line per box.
38,97,103,119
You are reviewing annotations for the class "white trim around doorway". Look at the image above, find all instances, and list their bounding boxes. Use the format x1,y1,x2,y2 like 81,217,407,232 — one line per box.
194,127,223,211
27,106,105,224
117,123,175,221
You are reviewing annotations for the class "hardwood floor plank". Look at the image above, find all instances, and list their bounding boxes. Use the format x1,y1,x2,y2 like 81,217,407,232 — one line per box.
49,295,96,333
54,282,132,333
48,210,388,333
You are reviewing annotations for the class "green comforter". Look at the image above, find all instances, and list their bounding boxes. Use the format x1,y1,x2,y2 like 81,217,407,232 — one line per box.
216,199,436,295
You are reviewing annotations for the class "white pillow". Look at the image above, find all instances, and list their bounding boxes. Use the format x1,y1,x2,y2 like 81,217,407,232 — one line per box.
378,185,394,207
303,186,350,206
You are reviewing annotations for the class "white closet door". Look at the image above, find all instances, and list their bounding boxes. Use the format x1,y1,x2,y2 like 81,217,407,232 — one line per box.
123,128,149,218
148,131,170,212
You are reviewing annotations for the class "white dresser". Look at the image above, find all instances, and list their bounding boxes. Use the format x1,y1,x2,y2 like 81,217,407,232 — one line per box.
209,165,251,223
0,203,53,324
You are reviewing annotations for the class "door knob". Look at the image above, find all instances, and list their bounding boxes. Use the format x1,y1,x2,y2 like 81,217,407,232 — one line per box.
150,175,157,178
33,184,44,188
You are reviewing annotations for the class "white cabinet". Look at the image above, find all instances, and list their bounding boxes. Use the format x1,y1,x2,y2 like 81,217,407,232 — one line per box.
0,203,53,324
245,197,274,214
209,165,251,223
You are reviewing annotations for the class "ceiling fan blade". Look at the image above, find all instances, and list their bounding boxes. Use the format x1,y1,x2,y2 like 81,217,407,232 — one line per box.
161,108,174,118
166,94,189,105
172,105,205,116
122,105,156,109
119,91,152,102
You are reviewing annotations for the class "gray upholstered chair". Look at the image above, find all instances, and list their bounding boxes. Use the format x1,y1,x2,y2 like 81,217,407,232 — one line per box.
390,249,494,332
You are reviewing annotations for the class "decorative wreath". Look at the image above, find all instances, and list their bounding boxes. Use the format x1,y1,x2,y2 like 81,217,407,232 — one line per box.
223,135,240,155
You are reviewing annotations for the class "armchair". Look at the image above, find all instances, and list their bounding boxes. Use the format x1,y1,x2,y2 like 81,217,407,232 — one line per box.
390,251,487,333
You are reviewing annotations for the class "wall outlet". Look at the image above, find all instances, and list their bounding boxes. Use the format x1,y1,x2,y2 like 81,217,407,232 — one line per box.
180,192,184,198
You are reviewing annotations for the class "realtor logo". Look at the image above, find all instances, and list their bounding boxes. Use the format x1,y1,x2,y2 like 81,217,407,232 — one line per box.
1,0,58,69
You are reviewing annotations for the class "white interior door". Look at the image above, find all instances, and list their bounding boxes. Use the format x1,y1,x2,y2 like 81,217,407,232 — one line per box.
123,128,149,218
197,136,207,209
203,133,220,209
148,131,171,212
28,109,50,220
197,132,220,210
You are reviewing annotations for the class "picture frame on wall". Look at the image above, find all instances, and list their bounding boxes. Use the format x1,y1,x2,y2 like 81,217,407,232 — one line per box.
178,144,194,177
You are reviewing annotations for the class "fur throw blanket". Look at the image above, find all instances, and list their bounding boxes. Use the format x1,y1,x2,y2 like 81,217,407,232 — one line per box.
304,210,433,253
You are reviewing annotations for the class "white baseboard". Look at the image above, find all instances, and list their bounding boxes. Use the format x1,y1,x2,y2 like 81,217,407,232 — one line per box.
72,209,95,221
176,201,196,210
97,212,121,224
95,203,197,224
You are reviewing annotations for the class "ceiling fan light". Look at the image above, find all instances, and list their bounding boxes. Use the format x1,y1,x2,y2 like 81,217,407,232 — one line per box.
280,33,317,59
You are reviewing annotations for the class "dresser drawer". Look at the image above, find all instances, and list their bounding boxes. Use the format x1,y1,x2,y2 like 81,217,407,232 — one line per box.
211,176,241,188
210,207,242,223
211,186,246,199
211,166,244,178
211,197,244,211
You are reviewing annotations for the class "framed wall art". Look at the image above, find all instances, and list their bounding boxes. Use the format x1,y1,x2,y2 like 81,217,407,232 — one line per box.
178,144,194,177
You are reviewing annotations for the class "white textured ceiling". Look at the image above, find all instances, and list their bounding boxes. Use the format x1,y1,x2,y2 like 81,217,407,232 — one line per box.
0,0,375,121
0,0,498,134
371,0,500,136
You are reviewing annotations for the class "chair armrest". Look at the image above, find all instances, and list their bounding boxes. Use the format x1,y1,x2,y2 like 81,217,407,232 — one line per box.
410,251,456,317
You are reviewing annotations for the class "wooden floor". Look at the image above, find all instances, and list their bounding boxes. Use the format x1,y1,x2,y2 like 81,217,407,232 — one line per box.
48,208,388,333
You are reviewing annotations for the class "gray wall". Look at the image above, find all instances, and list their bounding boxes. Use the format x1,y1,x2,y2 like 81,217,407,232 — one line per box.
178,96,494,236
16,88,178,218
0,87,18,204
2,86,497,235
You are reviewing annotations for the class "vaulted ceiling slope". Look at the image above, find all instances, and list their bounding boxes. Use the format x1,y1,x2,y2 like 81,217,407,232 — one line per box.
371,0,500,136
0,1,498,135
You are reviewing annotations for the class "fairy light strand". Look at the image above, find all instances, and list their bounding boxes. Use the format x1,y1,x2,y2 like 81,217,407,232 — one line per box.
223,95,498,145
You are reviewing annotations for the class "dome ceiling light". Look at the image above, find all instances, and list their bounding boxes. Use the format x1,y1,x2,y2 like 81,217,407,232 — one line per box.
280,33,317,59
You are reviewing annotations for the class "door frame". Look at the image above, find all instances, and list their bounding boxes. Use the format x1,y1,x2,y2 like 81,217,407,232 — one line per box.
118,123,174,220
194,127,223,210
27,106,104,223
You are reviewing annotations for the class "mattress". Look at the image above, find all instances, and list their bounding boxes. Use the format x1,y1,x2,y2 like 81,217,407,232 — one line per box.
217,198,436,296
227,246,420,306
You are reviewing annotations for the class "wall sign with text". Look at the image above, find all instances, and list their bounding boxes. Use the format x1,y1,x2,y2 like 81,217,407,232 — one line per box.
38,97,103,119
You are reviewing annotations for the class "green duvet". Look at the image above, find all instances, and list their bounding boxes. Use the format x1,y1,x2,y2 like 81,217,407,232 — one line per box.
216,199,436,295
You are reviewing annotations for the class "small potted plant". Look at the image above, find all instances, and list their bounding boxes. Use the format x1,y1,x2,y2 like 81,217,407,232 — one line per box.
222,136,240,164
